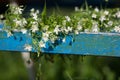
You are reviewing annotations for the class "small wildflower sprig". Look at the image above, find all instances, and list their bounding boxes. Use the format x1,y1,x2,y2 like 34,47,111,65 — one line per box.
1,4,120,54
73,7,120,33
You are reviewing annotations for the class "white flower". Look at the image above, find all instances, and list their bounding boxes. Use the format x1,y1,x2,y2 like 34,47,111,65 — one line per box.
22,18,27,26
74,30,79,34
36,10,39,14
31,25,39,32
16,7,23,14
108,21,113,26
62,38,66,42
99,16,106,22
32,21,38,25
75,6,79,11
16,20,22,25
13,18,19,23
42,32,49,42
24,44,32,51
32,13,38,20
77,24,82,31
115,11,120,18
21,29,27,34
13,19,22,27
42,32,49,38
30,8,35,12
13,7,23,14
7,31,13,37
0,15,3,19
43,37,49,42
54,25,60,35
13,18,27,27
94,7,99,12
39,41,46,48
91,22,99,33
92,13,97,18
67,26,72,32
64,29,69,34
92,26,99,33
30,10,39,20
65,16,71,22
64,27,72,34
13,29,19,32
114,26,120,32
64,27,69,34
30,12,38,20
77,22,82,30
104,10,109,15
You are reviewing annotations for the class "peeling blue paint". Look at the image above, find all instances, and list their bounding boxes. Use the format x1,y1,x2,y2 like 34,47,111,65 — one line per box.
0,23,120,57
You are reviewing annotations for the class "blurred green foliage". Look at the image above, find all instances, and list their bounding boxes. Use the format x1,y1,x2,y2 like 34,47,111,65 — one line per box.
31,54,120,80
0,51,28,80
1,52,120,80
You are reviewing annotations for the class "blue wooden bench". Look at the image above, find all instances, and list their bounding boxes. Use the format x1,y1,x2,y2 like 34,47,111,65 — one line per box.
0,23,120,57
0,0,120,57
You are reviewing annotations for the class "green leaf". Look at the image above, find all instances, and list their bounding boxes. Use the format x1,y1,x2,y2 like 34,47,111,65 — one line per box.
41,0,47,22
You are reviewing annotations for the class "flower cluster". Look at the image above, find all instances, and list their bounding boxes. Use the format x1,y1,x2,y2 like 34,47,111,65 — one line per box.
1,4,120,52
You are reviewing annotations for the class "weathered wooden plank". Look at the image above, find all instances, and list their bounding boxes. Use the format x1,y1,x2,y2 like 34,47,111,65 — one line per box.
1,24,120,56
0,29,120,56
46,33,120,57
0,31,32,52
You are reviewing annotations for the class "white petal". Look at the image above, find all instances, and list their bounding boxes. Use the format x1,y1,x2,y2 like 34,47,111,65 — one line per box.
24,44,32,51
